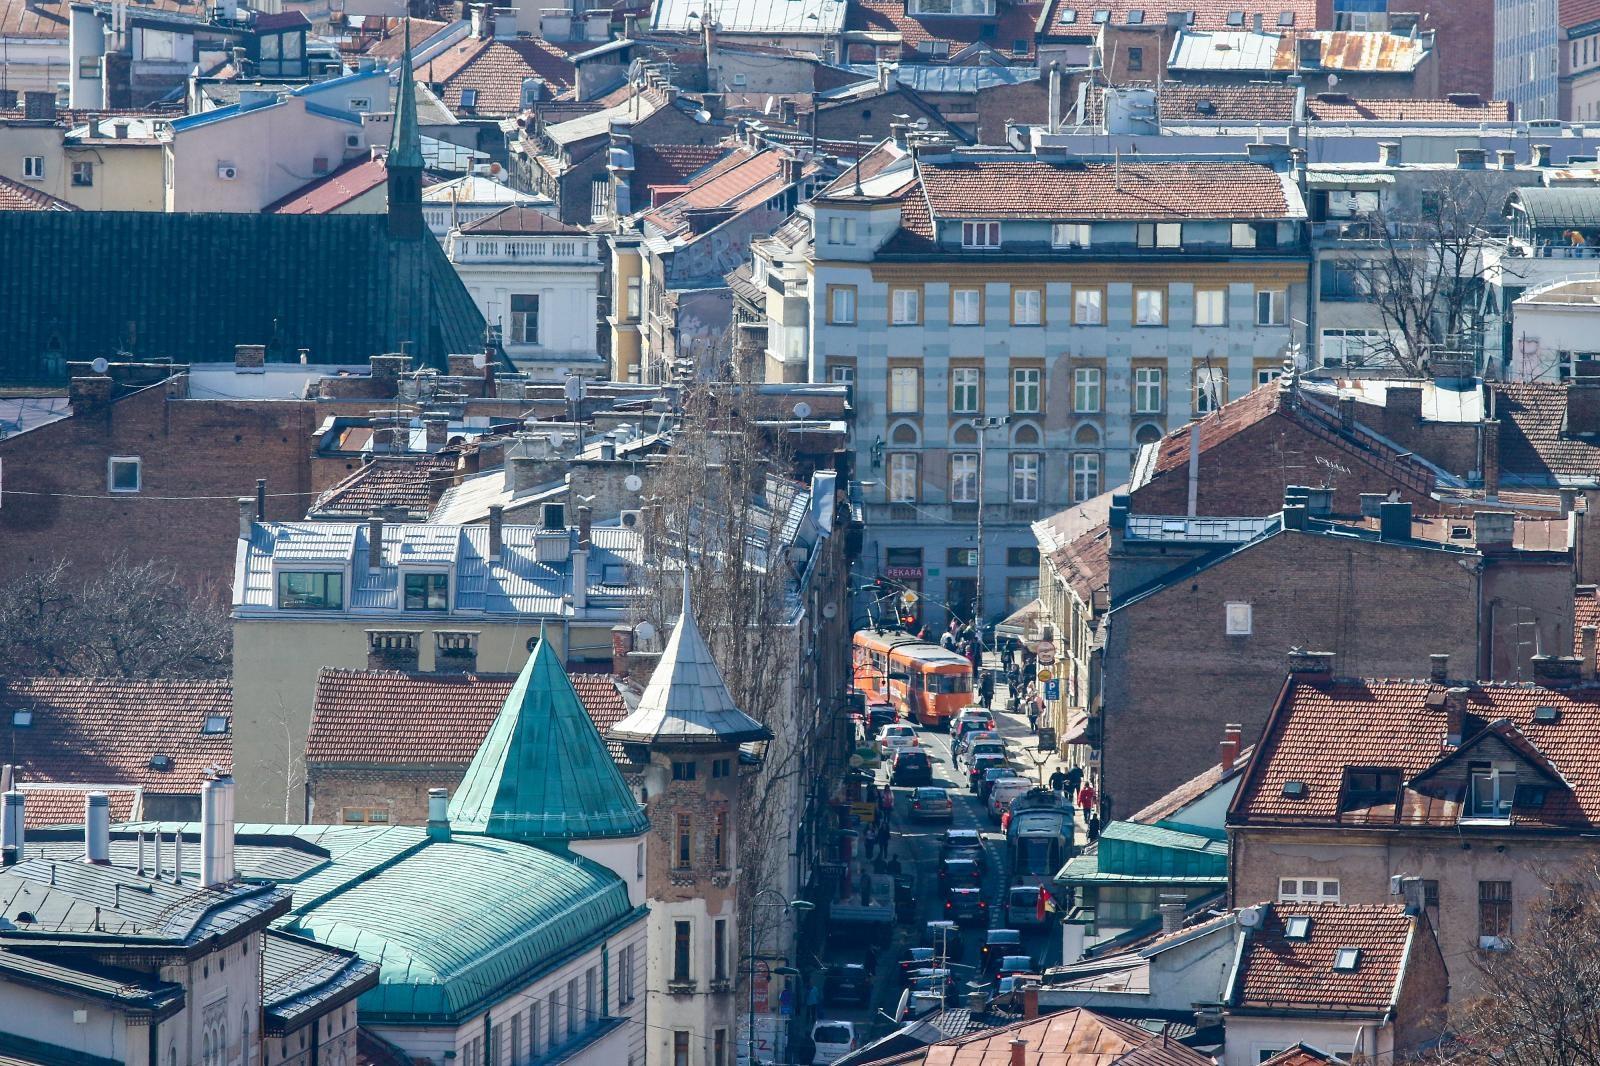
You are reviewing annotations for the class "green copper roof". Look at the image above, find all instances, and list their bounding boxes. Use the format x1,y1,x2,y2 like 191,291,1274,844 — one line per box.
387,19,424,171
449,633,650,841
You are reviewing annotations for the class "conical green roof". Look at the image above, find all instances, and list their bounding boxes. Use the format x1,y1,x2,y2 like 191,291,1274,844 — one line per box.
387,19,424,171
449,633,648,841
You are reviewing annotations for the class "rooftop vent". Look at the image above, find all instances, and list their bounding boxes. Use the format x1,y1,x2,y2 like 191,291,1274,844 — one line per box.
1534,705,1561,723
1333,947,1361,971
1195,99,1216,114
1285,916,1311,939
1282,780,1307,798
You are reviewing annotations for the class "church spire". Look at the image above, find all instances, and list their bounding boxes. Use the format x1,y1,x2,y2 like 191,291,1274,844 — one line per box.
386,16,425,236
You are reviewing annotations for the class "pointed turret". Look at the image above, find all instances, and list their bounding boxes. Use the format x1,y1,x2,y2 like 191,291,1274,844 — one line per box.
610,574,771,745
449,630,649,842
386,17,425,237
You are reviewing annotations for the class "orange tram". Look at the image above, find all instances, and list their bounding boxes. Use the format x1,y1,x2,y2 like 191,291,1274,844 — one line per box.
851,629,974,729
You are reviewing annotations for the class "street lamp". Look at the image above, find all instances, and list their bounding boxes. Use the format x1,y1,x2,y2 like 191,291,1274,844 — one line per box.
748,892,814,1066
966,416,1010,653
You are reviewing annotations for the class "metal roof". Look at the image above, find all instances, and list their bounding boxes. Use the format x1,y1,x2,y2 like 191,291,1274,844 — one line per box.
841,63,1041,92
610,578,772,746
262,928,380,1034
652,0,846,34
1509,186,1600,228
449,633,650,841
1123,515,1275,543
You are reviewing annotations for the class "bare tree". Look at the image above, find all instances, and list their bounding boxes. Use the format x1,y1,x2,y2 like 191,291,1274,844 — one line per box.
1439,861,1600,1066
0,558,232,679
1350,173,1495,376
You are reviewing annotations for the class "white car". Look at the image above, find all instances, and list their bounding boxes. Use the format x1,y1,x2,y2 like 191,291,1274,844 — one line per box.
877,723,919,757
812,1020,858,1064
989,778,1032,821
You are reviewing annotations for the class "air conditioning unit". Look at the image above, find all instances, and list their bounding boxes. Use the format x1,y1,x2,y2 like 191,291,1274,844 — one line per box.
217,163,238,180
620,509,643,530
346,133,361,148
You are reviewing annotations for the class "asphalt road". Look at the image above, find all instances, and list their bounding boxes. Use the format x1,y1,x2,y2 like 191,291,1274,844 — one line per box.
812,680,1064,1054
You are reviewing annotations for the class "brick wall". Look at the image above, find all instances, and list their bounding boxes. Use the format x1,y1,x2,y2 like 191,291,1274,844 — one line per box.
1100,531,1483,815
307,762,469,824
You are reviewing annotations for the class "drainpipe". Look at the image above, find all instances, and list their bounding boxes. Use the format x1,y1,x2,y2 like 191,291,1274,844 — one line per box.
148,1018,159,1066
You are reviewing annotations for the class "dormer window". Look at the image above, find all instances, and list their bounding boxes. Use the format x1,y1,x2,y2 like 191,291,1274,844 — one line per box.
403,572,449,611
962,221,1001,249
1340,767,1401,813
1468,762,1516,819
278,571,344,610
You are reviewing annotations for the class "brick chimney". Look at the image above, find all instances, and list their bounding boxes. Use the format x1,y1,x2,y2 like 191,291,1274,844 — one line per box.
1219,723,1242,771
1158,894,1186,934
1010,1038,1028,1066
1584,626,1597,682
368,516,385,570
1287,648,1335,675
69,375,114,415
366,630,420,671
1531,653,1583,688
488,504,504,561
1533,143,1553,167
435,631,479,674
1022,983,1039,1021
234,343,266,371
1444,686,1468,746
612,624,635,676
424,417,449,450
369,353,412,392
1429,653,1450,684
448,353,479,376
577,504,593,550
1474,511,1515,551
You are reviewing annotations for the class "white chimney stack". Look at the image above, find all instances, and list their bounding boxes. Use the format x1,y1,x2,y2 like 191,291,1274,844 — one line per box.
200,775,236,887
427,787,451,840
1,791,23,862
84,792,110,864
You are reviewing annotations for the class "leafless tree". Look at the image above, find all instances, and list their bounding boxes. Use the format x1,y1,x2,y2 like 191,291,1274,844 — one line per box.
1437,861,1600,1066
1349,173,1495,376
0,558,232,679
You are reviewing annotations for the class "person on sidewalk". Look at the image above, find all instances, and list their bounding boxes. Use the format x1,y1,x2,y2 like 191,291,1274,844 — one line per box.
979,671,995,709
1049,767,1068,795
806,981,820,1023
879,786,896,824
1027,693,1043,733
1077,779,1098,821
1065,764,1084,796
875,815,892,857
1087,811,1102,842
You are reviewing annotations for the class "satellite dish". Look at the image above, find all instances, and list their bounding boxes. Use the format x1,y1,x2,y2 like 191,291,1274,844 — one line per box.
563,375,584,402
1327,73,1338,87
90,357,109,374
471,351,487,369
624,474,644,492
635,620,657,642
822,602,838,620
793,401,812,419
1237,905,1264,929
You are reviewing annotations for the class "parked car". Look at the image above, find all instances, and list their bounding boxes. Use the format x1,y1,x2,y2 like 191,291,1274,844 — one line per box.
938,857,983,891
951,708,995,738
877,723,919,757
866,701,898,731
979,765,1022,803
941,829,986,869
981,929,1023,973
953,725,1000,762
997,954,1035,979
824,963,871,1005
967,753,1007,792
963,739,1007,770
812,1021,858,1065
945,886,989,925
989,778,1032,820
911,786,953,820
891,749,934,787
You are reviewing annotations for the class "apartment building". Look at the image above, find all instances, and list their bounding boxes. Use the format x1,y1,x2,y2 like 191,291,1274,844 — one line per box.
762,133,1306,625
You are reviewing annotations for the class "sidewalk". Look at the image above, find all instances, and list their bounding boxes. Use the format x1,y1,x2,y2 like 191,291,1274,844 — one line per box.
980,652,1090,842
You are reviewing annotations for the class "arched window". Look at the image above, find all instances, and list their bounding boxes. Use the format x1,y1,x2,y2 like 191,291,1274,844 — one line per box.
1074,423,1101,446
1135,422,1164,446
241,1009,251,1066
952,423,978,445
890,421,920,445
1012,423,1040,447
203,1028,213,1066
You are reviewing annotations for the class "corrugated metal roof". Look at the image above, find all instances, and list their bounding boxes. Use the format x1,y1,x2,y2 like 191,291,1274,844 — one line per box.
652,0,846,34
1167,30,1283,71
1511,186,1600,228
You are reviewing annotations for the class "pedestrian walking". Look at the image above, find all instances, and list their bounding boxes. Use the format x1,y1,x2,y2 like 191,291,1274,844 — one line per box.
1027,693,1043,733
1049,768,1068,795
876,815,892,856
979,671,995,709
967,643,981,679
1000,808,1012,833
1087,811,1102,841
1065,764,1084,795
863,829,877,861
1077,780,1098,821
879,786,896,824
806,981,820,1023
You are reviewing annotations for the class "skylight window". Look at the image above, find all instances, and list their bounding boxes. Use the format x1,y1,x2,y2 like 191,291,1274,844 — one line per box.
149,754,174,772
1278,10,1294,25
1093,8,1110,21
201,715,229,735
11,710,32,728
1333,947,1362,971
1227,9,1244,24
459,87,478,109
1534,705,1560,723
1282,780,1307,798
1060,6,1077,20
1127,8,1144,22
1285,916,1311,940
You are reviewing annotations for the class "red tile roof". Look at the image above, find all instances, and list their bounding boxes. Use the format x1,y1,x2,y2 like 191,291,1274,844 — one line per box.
460,204,587,234
0,175,78,211
886,1007,1213,1066
1231,902,1418,1014
846,0,1043,59
1492,382,1600,483
1305,94,1512,121
916,158,1291,220
364,18,449,58
1577,586,1600,652
17,786,140,828
641,147,792,238
1039,0,1315,34
1564,0,1600,29
1259,1046,1347,1066
306,668,629,765
310,454,458,517
0,677,232,795
263,156,389,215
1232,676,1600,829
631,143,732,197
427,37,576,116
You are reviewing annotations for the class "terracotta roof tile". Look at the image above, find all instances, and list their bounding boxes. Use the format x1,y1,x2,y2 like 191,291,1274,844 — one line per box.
1492,382,1600,483
845,0,1043,59
1564,0,1600,28
0,677,231,795
904,1007,1213,1066
310,454,458,517
459,204,587,234
631,143,731,197
0,175,78,211
364,18,448,58
642,148,793,237
306,667,629,765
1577,587,1600,652
1233,902,1415,1013
1039,0,1315,34
1305,94,1512,121
17,786,140,828
1259,1046,1347,1066
917,158,1290,220
263,156,389,215
1233,676,1600,828
430,37,576,116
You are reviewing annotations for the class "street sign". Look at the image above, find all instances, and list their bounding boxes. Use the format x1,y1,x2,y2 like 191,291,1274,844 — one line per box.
1044,679,1060,701
899,590,920,607
1037,727,1057,750
1036,668,1052,683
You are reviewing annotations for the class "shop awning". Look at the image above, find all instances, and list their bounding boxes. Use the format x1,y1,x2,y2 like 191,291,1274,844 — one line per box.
1063,710,1089,745
996,597,1044,640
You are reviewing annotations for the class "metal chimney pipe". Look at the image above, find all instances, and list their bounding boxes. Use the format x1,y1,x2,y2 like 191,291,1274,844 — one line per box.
172,830,184,882
1,791,23,861
200,776,236,887
84,792,111,864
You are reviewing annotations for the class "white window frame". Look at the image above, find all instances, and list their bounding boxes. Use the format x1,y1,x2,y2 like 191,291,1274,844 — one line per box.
1225,601,1252,635
1012,367,1041,414
1010,452,1039,503
830,286,856,325
1256,288,1287,326
828,216,858,246
951,367,981,414
1256,366,1283,386
1071,453,1100,502
71,161,93,187
1279,877,1341,904
892,287,920,325
961,221,1001,249
1137,222,1182,249
1467,765,1517,819
1195,366,1226,413
589,176,608,221
1052,222,1091,248
626,276,642,320
1074,288,1103,325
1134,367,1163,414
889,366,921,413
1230,221,1257,248
949,452,979,503
108,455,142,493
509,294,540,345
22,155,44,180
1073,366,1102,413
888,453,919,502
1195,287,1227,327
951,287,982,325
1135,287,1165,326
1013,288,1042,325
829,364,855,387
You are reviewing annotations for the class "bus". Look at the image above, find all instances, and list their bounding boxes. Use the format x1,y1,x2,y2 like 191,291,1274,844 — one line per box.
852,630,974,729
